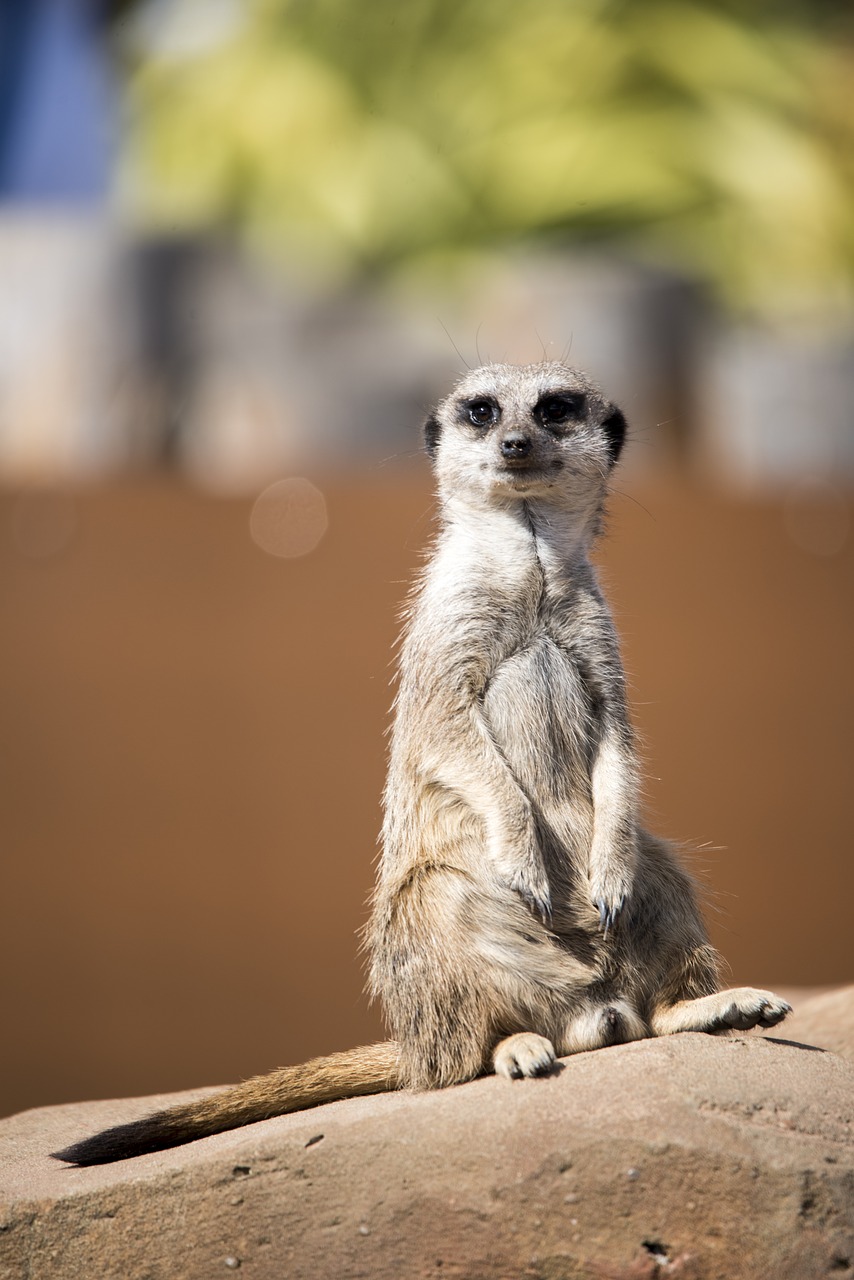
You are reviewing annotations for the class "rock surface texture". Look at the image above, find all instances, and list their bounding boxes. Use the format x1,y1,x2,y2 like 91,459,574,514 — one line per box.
770,986,854,1064
2,992,854,1280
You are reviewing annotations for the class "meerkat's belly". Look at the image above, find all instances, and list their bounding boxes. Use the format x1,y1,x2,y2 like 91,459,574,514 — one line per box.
481,634,595,807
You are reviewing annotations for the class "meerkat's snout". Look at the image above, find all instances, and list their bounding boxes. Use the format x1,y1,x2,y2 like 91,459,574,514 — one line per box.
500,430,533,462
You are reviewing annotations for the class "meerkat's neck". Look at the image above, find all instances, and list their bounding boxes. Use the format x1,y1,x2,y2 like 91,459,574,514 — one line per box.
521,496,602,576
439,493,600,578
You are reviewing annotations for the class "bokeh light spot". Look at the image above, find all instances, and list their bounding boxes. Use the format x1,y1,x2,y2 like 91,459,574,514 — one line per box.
249,478,328,559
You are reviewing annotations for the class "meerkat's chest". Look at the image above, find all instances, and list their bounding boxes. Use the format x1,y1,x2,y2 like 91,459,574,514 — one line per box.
481,628,598,794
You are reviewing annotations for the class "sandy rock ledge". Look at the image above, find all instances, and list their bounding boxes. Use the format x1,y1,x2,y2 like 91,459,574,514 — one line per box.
1,1030,853,1280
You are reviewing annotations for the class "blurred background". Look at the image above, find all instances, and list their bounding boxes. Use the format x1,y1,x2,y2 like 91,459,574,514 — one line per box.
1,0,853,1120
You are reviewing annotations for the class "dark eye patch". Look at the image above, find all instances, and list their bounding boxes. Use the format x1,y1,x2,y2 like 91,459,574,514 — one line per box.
461,398,499,429
535,392,586,430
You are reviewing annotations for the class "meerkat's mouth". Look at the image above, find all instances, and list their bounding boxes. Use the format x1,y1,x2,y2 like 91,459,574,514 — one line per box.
496,459,564,474
493,471,560,495
493,460,564,488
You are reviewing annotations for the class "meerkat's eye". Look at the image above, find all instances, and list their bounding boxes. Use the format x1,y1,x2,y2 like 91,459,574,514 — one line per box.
465,399,498,428
536,393,586,430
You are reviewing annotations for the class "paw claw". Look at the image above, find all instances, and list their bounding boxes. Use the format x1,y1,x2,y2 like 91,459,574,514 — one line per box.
757,999,791,1028
510,873,552,925
594,896,625,936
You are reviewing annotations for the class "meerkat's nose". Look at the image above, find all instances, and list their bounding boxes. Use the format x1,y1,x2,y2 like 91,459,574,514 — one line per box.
500,432,532,459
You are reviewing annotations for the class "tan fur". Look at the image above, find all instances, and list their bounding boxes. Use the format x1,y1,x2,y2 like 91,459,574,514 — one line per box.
55,362,789,1166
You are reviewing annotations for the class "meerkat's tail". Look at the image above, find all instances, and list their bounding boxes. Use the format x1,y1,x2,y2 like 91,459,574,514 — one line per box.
52,1041,401,1166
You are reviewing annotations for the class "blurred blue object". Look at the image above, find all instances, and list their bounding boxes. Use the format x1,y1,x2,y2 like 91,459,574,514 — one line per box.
0,0,115,201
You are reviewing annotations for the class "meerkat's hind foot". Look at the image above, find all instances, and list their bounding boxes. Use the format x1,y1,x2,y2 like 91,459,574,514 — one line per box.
650,987,792,1038
705,988,792,1032
493,1033,556,1080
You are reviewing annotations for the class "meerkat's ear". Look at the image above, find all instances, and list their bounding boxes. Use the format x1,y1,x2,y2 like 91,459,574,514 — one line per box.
424,413,442,459
601,405,627,466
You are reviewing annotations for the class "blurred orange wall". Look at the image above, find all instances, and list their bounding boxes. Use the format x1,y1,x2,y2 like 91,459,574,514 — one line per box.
1,472,852,1119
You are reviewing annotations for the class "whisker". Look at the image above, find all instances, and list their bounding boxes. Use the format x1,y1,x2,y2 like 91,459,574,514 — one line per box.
373,447,427,468
609,487,657,522
437,318,469,370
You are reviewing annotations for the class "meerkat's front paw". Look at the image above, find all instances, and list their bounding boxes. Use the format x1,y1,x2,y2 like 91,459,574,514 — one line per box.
490,816,552,923
594,895,625,934
589,871,631,935
493,1032,556,1079
507,860,552,925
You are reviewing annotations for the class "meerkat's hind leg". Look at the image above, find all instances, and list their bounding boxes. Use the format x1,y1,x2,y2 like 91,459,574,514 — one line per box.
650,987,791,1037
493,1032,557,1079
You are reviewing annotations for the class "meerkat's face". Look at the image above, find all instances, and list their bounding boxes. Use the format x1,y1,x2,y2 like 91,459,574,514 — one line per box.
425,362,626,508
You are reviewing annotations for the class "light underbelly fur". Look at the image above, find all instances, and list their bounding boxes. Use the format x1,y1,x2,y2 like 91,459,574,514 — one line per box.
483,634,594,796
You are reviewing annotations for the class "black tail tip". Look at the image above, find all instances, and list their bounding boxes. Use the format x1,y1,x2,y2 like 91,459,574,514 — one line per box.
51,1139,118,1167
50,1116,178,1166
51,1132,136,1166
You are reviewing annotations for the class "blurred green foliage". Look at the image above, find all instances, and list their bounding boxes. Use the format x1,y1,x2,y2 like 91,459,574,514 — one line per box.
116,0,854,315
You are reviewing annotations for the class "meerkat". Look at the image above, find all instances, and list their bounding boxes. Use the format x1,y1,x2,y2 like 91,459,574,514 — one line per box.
55,362,790,1165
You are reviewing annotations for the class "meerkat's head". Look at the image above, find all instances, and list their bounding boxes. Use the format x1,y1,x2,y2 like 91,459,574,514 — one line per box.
424,362,626,512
